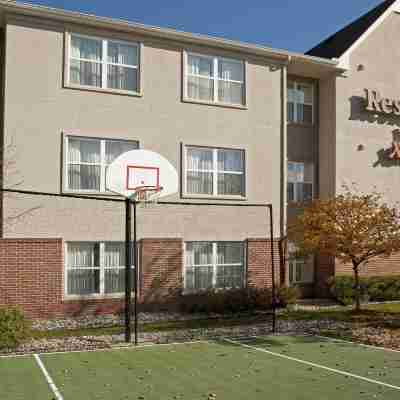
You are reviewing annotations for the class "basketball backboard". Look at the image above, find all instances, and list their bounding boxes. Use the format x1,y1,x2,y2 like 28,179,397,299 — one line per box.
106,149,178,200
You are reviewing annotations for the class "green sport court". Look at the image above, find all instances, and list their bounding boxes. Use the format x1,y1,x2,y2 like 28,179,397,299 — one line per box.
1,335,400,400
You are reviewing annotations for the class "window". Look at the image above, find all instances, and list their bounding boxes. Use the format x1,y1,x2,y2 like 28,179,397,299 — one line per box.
185,242,245,291
68,33,140,93
287,162,313,203
65,242,134,297
287,81,313,124
184,52,245,106
65,136,138,192
185,146,245,197
288,243,314,284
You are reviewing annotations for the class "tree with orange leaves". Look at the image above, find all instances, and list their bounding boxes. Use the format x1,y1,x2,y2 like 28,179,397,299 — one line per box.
288,188,400,311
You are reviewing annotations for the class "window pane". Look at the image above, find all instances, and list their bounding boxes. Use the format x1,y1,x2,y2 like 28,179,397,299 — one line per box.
287,182,294,202
107,65,138,91
217,150,243,172
186,242,213,266
296,262,304,282
67,269,100,295
287,163,296,183
217,242,243,264
187,148,213,171
287,83,295,102
71,36,102,61
68,138,101,164
217,173,243,196
216,265,244,289
187,171,213,195
187,55,213,77
218,60,243,82
297,84,313,104
67,243,99,268
107,42,137,66
105,140,138,165
287,102,295,122
104,243,124,267
289,261,294,284
185,266,213,291
218,81,243,104
68,164,101,191
297,104,312,124
301,183,313,202
187,76,214,101
70,59,102,87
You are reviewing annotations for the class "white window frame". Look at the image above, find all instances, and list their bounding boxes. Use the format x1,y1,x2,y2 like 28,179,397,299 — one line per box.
65,32,142,95
64,241,135,299
183,51,246,107
288,244,314,285
63,134,139,193
183,145,246,199
183,241,246,292
287,161,314,203
287,81,314,124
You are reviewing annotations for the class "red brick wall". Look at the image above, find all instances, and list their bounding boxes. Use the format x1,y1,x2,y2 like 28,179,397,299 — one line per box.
314,254,336,297
336,253,400,277
247,239,280,289
0,239,64,318
139,238,183,306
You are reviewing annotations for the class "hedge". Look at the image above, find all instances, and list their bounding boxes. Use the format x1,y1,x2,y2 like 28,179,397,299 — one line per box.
328,275,400,306
0,307,31,350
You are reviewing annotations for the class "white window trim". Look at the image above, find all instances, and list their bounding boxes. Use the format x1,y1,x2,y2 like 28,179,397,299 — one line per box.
63,134,139,194
65,32,143,96
182,50,246,108
183,241,246,293
287,161,314,203
183,145,246,199
288,257,314,285
287,81,314,125
64,241,135,300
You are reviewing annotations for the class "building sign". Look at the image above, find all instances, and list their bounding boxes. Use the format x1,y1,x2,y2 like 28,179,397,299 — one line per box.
365,89,400,115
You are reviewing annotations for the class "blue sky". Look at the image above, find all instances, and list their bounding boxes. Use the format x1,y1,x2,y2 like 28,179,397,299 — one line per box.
21,0,384,53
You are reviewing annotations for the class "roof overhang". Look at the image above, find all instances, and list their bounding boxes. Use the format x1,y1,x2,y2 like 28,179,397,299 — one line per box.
0,0,341,75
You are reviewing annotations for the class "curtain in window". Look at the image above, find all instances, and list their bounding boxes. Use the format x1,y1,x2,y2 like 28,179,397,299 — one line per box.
185,243,213,290
104,243,126,294
107,42,137,66
68,138,101,191
218,60,244,104
217,150,244,196
186,148,213,195
67,243,100,295
105,140,138,165
187,55,213,101
216,243,244,289
70,36,102,87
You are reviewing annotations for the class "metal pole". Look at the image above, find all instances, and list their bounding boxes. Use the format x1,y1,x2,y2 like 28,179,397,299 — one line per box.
133,200,138,346
125,198,132,343
269,205,277,334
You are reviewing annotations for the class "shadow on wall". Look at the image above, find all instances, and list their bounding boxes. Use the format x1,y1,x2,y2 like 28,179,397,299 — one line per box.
373,129,400,168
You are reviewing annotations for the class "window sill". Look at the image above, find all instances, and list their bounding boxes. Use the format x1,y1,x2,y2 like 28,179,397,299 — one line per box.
64,83,143,98
181,194,248,202
62,189,124,198
64,293,134,301
182,97,247,110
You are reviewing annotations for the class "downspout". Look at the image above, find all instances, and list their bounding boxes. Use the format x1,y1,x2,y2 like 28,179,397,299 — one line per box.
280,56,289,285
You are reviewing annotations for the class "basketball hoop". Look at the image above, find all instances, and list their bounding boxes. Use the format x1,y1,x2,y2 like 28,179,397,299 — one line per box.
134,186,163,208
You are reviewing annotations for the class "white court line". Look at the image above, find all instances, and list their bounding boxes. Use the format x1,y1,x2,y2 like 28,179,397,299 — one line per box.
314,335,400,354
223,338,400,391
34,354,64,400
0,340,210,359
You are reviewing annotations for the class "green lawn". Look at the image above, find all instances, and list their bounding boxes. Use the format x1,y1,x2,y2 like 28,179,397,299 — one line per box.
1,336,400,400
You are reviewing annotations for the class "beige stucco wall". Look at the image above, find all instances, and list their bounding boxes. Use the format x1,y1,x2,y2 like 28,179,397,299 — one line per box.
334,11,400,204
2,16,282,240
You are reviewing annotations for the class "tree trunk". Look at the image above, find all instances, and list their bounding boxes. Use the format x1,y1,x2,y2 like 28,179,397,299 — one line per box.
352,261,361,312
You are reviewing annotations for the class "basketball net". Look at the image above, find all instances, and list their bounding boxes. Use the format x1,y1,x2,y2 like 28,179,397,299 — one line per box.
134,186,162,208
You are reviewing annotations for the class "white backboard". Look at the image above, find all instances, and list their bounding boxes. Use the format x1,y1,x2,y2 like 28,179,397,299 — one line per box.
106,149,178,199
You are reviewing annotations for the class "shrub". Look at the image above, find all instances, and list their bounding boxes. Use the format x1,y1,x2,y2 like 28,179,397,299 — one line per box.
277,286,299,307
0,307,30,350
179,287,273,314
328,275,400,305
